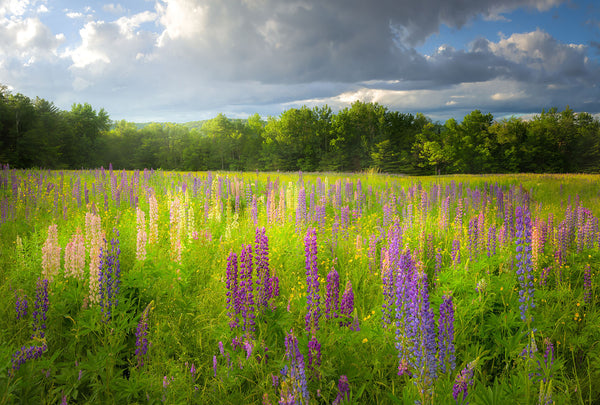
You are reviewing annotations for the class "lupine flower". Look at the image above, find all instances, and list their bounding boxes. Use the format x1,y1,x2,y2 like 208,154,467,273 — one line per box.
85,211,103,304
213,355,218,377
304,228,320,333
515,206,535,325
135,304,151,368
64,229,85,280
136,207,147,261
438,295,456,374
32,278,49,339
255,227,272,310
325,266,340,320
340,281,354,328
240,244,255,333
41,224,61,282
226,251,240,330
453,361,476,403
280,329,309,404
15,290,28,320
307,335,321,373
99,232,121,322
148,193,159,244
332,375,350,405
9,343,48,377
451,239,461,266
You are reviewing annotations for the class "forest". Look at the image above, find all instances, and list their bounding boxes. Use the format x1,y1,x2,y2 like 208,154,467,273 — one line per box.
1,85,599,174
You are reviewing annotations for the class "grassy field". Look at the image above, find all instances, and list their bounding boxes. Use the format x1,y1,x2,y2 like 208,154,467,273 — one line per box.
0,168,599,404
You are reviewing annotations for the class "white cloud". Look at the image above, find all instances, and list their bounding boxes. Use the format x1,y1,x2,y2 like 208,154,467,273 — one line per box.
103,3,126,14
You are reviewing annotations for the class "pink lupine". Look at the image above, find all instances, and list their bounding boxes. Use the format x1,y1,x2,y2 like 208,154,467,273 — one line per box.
136,207,147,261
64,228,85,280
41,224,61,282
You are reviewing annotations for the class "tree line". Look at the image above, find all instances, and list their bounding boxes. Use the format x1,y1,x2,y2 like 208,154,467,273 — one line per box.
1,85,599,174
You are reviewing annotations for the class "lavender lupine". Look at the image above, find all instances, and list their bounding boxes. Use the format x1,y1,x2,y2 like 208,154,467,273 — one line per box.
451,239,461,266
304,228,320,332
279,330,309,404
32,278,49,339
135,305,151,368
515,206,535,325
99,232,121,322
325,266,340,320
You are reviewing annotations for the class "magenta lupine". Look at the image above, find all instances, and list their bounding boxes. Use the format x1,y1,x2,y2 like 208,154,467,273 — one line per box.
99,232,121,322
135,305,150,368
325,266,340,320
304,228,320,332
438,295,456,374
487,224,497,257
32,278,49,339
453,361,475,404
339,281,354,328
515,206,535,325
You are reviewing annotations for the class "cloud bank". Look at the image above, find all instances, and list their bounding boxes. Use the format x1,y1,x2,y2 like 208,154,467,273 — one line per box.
0,0,598,121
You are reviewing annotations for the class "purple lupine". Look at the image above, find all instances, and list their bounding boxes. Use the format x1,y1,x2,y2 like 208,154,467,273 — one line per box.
304,228,320,333
15,291,28,320
332,375,350,405
487,225,497,257
325,266,340,320
226,251,240,330
255,227,272,310
468,216,478,259
394,251,418,377
135,305,150,368
307,335,321,373
99,232,121,322
9,343,48,377
438,295,456,374
239,244,255,333
339,281,354,328
584,264,592,304
243,338,254,359
515,206,535,325
453,361,475,404
451,239,461,266
32,278,49,339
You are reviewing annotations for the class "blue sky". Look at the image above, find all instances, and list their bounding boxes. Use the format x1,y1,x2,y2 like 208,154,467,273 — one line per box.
1,0,599,122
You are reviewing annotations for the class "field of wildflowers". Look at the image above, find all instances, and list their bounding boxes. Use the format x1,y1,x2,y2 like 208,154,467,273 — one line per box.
0,166,599,404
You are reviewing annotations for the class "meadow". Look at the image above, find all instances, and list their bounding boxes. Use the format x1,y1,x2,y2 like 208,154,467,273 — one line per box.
0,166,598,404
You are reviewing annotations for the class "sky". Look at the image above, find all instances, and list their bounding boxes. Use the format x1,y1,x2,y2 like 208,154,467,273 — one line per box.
1,0,599,123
